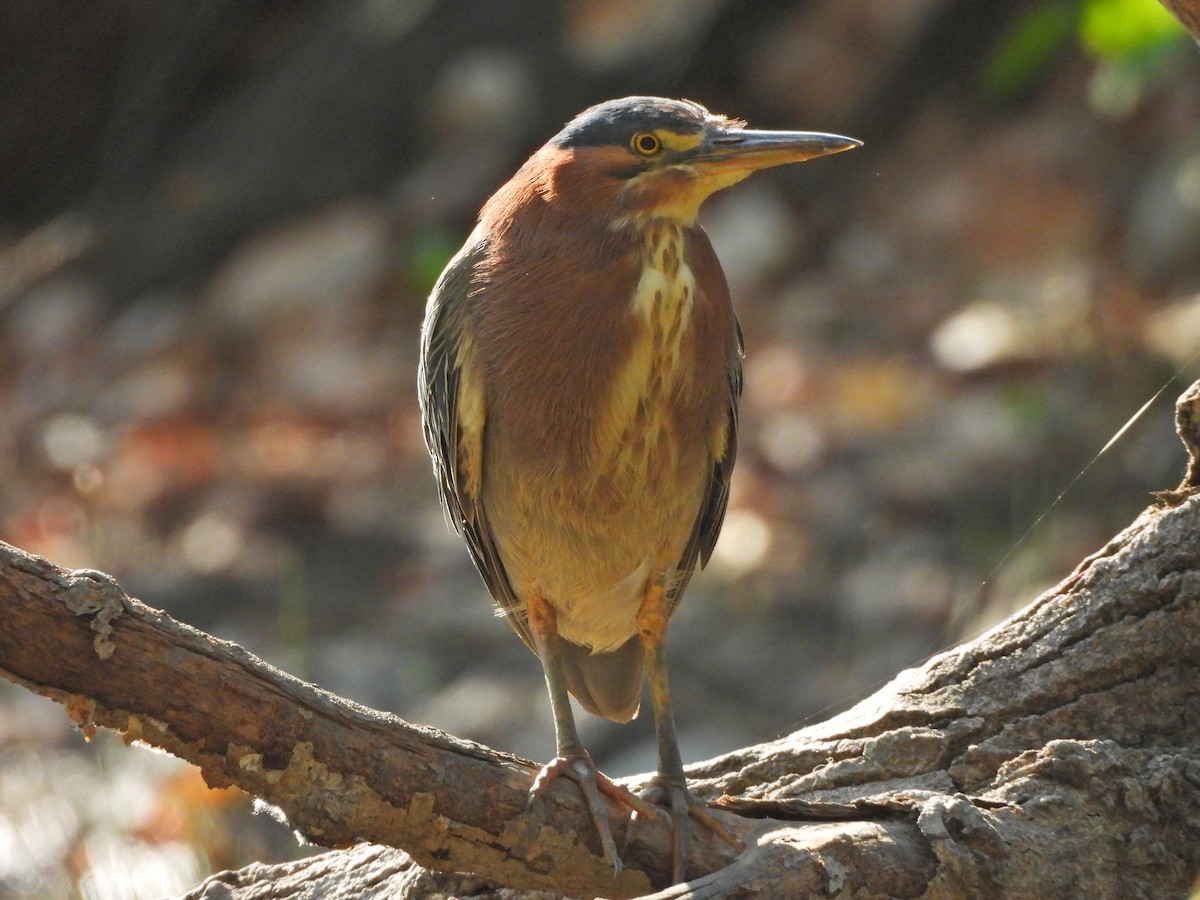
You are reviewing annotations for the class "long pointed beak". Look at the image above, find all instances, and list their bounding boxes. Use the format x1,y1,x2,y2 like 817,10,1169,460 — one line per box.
687,127,862,173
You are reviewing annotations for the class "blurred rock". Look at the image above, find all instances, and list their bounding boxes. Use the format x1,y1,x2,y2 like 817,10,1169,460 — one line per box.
703,183,804,291
564,0,721,71
206,203,391,328
930,263,1095,373
1125,141,1200,285
1144,292,1200,366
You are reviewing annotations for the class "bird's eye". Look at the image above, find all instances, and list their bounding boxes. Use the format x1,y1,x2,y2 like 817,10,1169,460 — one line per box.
631,132,663,156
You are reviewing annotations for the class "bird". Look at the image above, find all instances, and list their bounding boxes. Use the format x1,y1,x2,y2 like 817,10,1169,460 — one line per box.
419,96,859,882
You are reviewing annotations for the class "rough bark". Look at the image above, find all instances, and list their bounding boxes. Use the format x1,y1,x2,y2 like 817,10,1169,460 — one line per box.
0,546,740,898
1,380,1198,899
1163,0,1200,40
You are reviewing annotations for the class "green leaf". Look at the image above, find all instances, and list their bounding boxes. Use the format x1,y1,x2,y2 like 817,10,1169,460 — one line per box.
1080,0,1187,59
408,230,461,294
982,2,1078,101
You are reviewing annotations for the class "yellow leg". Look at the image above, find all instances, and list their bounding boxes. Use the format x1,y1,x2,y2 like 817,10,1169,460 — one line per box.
525,593,655,875
636,581,745,883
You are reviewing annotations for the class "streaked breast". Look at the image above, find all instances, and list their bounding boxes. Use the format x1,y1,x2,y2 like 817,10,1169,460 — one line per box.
592,222,697,481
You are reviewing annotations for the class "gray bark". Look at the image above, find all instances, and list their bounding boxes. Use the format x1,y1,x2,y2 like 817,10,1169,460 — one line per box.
3,380,1199,898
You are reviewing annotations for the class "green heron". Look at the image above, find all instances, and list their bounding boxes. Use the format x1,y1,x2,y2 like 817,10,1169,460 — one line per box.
420,96,859,880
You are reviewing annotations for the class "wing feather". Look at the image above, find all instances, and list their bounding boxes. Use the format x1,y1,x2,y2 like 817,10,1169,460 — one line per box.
668,317,742,613
699,316,744,570
667,223,744,611
418,231,532,648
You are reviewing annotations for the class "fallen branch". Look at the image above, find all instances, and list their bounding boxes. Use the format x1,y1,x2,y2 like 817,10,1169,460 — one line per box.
3,380,1200,899
0,547,748,897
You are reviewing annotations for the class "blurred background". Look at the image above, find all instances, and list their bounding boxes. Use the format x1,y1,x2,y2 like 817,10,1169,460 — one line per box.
2,0,1199,896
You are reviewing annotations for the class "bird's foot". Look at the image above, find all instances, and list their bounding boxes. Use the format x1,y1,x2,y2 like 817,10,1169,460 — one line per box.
528,750,658,875
628,779,745,883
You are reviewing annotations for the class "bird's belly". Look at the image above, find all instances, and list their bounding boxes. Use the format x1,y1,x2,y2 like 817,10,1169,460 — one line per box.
485,454,707,652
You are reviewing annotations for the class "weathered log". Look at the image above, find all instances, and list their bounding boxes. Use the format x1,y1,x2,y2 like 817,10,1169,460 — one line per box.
3,380,1199,898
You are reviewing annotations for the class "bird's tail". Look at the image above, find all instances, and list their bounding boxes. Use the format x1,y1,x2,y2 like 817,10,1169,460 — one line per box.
559,636,643,723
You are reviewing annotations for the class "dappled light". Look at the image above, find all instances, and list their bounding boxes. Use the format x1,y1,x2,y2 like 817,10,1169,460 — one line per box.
1,1,1198,895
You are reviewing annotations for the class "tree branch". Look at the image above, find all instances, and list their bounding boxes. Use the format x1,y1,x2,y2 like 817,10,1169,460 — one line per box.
3,381,1200,898
0,545,750,897
1161,0,1200,41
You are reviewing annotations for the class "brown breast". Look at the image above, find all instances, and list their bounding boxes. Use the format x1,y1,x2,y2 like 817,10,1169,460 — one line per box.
472,198,734,502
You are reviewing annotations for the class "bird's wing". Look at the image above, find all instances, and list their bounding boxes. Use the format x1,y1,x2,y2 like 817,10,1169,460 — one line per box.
419,230,532,648
669,302,744,612
699,317,744,570
681,318,742,570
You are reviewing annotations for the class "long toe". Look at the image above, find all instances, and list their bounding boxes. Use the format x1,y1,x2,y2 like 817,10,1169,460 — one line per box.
637,781,746,883
528,752,656,875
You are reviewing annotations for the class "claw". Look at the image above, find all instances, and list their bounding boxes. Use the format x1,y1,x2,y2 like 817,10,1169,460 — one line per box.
627,780,746,882
528,752,657,875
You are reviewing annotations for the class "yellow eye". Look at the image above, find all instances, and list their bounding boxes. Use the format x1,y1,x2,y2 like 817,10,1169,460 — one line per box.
631,132,662,156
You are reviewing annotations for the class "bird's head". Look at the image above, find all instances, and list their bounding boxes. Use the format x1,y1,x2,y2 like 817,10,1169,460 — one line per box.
508,96,860,227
